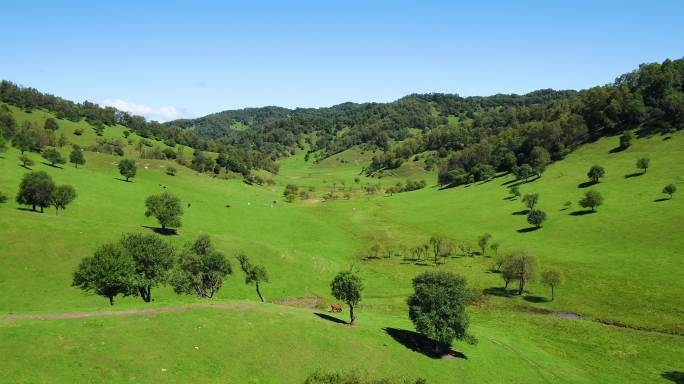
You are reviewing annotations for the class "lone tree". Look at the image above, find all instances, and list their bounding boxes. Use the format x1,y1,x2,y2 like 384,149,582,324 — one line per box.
16,171,55,212
72,243,135,305
478,233,491,256
51,185,77,215
636,157,650,174
490,241,500,257
236,253,269,302
579,190,604,212
44,117,59,131
501,251,538,295
407,271,472,352
42,148,66,167
587,165,605,183
171,235,232,298
522,193,539,210
619,131,634,149
541,267,564,301
18,153,34,168
118,159,137,181
145,192,183,230
527,209,547,228
330,270,363,325
69,147,85,168
662,184,677,199
509,185,521,199
119,233,175,302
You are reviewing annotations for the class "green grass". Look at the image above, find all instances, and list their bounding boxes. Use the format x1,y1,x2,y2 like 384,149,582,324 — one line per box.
0,108,683,382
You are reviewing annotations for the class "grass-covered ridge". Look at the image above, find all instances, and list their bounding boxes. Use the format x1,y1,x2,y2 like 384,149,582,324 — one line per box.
0,105,683,382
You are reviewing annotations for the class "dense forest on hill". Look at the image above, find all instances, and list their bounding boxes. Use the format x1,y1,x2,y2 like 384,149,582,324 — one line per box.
2,58,682,183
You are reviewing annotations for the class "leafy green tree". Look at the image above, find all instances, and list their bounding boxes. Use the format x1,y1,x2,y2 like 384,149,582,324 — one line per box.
69,147,85,168
587,165,605,183
44,117,59,131
171,235,232,298
490,241,500,257
527,209,547,228
407,271,471,352
16,171,54,212
51,185,76,215
530,146,550,176
501,251,538,295
0,110,17,139
330,270,363,325
0,190,7,203
118,159,137,181
72,243,135,305
119,233,175,302
579,190,604,212
522,193,539,210
166,166,177,176
42,148,66,167
509,185,521,199
541,267,564,301
236,253,269,302
18,153,34,168
636,157,650,173
144,192,183,230
284,184,299,202
619,131,634,149
513,164,534,181
478,233,491,255
662,184,677,199
429,236,447,264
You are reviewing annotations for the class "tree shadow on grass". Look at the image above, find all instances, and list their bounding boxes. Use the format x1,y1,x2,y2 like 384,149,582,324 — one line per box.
577,181,596,189
483,287,515,297
517,227,540,233
314,312,347,325
41,162,63,169
569,210,595,216
141,225,179,236
115,177,132,182
383,328,467,360
17,207,38,212
503,196,516,201
19,164,32,170
512,209,529,215
654,198,670,202
609,146,627,154
624,172,643,179
523,295,547,303
662,371,684,384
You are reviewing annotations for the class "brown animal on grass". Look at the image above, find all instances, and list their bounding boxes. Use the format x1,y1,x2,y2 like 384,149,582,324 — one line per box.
330,303,342,313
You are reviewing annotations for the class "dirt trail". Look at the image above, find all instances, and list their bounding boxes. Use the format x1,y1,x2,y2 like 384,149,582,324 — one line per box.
0,303,253,321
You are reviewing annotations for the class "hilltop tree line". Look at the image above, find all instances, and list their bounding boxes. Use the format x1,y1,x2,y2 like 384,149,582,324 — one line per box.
3,58,682,180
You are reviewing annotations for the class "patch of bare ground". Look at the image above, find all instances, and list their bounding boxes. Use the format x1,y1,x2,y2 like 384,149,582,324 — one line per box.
272,295,322,309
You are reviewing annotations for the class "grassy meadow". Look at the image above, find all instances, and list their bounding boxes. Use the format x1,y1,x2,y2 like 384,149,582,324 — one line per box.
0,109,683,383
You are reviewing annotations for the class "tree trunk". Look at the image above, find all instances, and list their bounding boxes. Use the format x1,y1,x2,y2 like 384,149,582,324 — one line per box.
32,204,36,211
255,283,264,302
518,277,525,295
40,206,44,213
349,304,355,325
551,285,555,301
109,296,114,306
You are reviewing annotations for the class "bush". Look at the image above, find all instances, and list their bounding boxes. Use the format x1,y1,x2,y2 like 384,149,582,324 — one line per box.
166,166,177,176
73,128,83,136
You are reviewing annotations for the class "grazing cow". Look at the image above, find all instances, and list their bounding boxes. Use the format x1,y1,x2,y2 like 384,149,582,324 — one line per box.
331,303,342,313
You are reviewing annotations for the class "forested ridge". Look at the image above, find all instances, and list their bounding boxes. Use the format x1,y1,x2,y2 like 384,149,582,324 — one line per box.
2,58,683,184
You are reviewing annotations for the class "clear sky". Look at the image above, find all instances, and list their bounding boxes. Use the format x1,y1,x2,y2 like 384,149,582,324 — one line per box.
1,1,683,121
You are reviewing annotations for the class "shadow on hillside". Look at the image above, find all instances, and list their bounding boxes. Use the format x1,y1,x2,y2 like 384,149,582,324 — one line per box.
577,181,596,189
141,225,179,236
523,295,547,303
115,177,132,183
383,328,467,360
662,371,684,383
663,136,673,141
624,172,643,179
609,146,627,154
41,162,63,169
654,198,670,202
503,196,517,201
483,287,515,297
314,312,347,325
512,209,529,215
19,164,32,170
569,210,595,216
17,207,39,213
517,227,540,233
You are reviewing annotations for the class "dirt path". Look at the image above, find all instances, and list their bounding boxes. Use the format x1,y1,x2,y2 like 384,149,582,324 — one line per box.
0,303,253,321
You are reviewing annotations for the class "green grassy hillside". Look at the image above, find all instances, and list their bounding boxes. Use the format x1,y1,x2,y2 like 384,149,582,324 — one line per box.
0,108,682,383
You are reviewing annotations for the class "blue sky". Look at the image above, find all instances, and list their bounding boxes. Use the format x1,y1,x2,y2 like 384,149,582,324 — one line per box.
1,1,683,121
